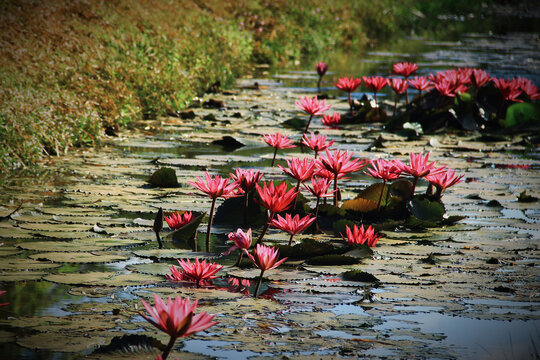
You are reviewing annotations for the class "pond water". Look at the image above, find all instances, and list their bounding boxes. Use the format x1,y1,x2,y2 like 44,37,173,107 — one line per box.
0,10,539,360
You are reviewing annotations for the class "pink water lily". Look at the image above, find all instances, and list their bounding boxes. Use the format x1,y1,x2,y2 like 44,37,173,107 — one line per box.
245,244,287,297
321,112,341,129
278,157,317,208
262,132,296,166
389,78,408,116
270,213,316,246
393,152,444,196
393,62,418,104
492,78,522,102
223,228,253,266
303,177,335,231
0,290,8,307
165,211,194,230
189,172,241,252
140,294,218,360
425,168,464,198
408,76,433,98
341,224,381,247
295,95,331,133
334,76,362,115
366,159,402,210
302,132,334,158
315,62,329,91
363,76,388,115
231,168,264,224
167,258,223,287
517,77,540,100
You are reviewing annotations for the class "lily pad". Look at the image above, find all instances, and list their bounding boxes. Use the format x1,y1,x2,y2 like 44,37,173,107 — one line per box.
125,263,172,276
276,238,337,260
44,272,162,286
132,249,217,260
29,252,127,264
17,241,107,252
306,254,360,266
341,270,380,283
407,197,445,222
147,167,179,188
0,271,47,281
0,259,61,271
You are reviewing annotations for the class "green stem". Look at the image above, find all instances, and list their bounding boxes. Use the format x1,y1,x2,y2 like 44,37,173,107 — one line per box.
161,336,177,360
205,198,217,252
393,95,398,117
243,192,249,226
411,176,419,198
254,269,265,297
317,76,322,92
304,114,314,134
314,196,321,233
348,91,354,116
155,230,163,249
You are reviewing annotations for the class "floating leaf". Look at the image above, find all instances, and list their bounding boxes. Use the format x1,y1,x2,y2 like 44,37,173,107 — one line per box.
147,167,178,188
306,254,360,266
126,263,172,276
29,252,127,264
407,197,445,222
276,238,337,260
0,259,61,271
44,272,162,286
341,270,379,283
0,272,46,282
341,198,377,212
501,102,540,129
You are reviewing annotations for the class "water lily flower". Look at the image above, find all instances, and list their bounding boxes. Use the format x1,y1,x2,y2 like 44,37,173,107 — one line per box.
140,294,218,360
425,168,464,198
315,62,329,91
254,181,297,244
362,76,388,115
341,224,381,247
389,78,408,116
318,149,366,206
271,213,316,246
334,76,362,115
392,62,418,103
321,112,341,129
366,159,401,210
295,95,332,133
492,78,523,102
222,228,253,266
303,177,335,229
231,168,264,224
470,69,490,88
408,76,433,98
189,172,241,252
165,211,194,230
262,132,296,166
0,290,8,307
393,152,444,196
245,244,287,297
517,77,540,100
302,132,334,159
278,157,317,208
431,70,469,98
167,258,223,287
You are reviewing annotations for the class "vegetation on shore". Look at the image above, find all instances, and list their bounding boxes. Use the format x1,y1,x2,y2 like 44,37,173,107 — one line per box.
0,0,488,173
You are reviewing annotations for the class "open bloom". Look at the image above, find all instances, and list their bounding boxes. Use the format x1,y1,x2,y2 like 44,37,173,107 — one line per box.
303,177,334,198
231,168,263,193
165,211,194,230
321,113,341,128
408,76,433,93
140,294,218,340
363,76,388,92
189,172,239,200
366,159,401,181
271,213,316,245
470,69,490,88
262,132,296,149
335,77,362,114
341,224,381,247
278,158,317,184
255,180,298,214
517,77,540,100
492,78,523,102
425,168,464,195
245,244,287,272
222,228,253,256
394,152,439,179
167,258,223,286
295,96,331,116
302,132,334,158
390,78,408,116
315,62,329,76
392,62,418,78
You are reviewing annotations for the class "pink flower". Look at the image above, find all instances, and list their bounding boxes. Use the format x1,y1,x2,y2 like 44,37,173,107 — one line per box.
140,294,218,340
271,213,316,245
517,77,540,100
255,180,298,215
167,258,223,286
363,76,388,92
470,69,490,88
366,159,401,182
262,132,296,149
315,62,329,76
302,132,334,158
278,158,317,183
246,244,288,297
392,62,418,78
492,78,523,102
231,168,263,193
408,76,433,92
295,96,331,116
321,113,341,128
165,211,194,230
0,290,8,307
335,77,362,115
390,78,408,94
425,168,464,196
393,152,444,196
222,228,253,256
341,224,381,247
303,177,334,199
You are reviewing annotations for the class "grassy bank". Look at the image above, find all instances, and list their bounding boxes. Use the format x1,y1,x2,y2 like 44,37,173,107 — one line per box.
0,0,487,173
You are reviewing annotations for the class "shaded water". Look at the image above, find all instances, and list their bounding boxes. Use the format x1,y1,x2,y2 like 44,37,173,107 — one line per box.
1,11,540,360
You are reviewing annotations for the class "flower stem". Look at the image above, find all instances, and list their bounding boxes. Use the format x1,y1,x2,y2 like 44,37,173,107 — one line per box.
304,114,314,134
293,179,301,209
333,173,338,207
314,196,321,233
376,181,386,212
271,147,278,166
243,192,249,226
288,233,295,246
374,92,379,117
314,149,318,159
411,177,419,198
254,269,265,297
155,230,163,249
234,251,244,267
393,95,398,117
256,211,274,245
205,198,217,252
317,76,322,92
348,91,354,116
161,336,177,360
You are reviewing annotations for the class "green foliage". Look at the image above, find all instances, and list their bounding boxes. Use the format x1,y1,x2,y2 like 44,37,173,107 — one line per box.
147,167,178,188
501,103,540,129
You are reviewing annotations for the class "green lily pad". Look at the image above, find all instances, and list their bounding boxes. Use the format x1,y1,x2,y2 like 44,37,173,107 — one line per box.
132,249,217,260
0,271,46,281
306,254,360,266
0,246,22,257
147,167,179,188
17,241,107,252
29,252,127,264
407,197,445,222
276,238,337,260
332,219,356,238
341,270,380,283
44,272,162,286
125,263,172,276
0,259,61,271
501,102,540,128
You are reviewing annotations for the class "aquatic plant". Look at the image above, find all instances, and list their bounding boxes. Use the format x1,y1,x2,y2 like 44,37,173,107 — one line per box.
393,61,418,103
425,168,464,198
189,172,240,252
254,181,297,244
303,177,335,230
365,159,401,211
408,76,433,98
492,78,523,102
223,228,253,266
270,213,316,246
389,78,408,116
140,294,218,360
334,77,362,115
321,112,341,128
262,132,296,166
278,158,317,208
165,211,194,230
231,168,264,224
363,76,388,116
0,291,8,307
393,152,443,196
245,244,287,297
341,224,381,247
302,132,334,159
315,62,328,91
167,258,223,287
295,95,332,133
318,149,366,206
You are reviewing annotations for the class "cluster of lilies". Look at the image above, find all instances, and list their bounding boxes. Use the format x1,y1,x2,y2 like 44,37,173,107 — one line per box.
137,61,475,360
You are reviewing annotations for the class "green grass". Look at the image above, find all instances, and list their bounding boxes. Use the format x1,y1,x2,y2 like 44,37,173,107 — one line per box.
0,0,489,174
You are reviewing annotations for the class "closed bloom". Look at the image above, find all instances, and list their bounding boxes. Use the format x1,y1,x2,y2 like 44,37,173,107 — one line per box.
255,180,297,214
425,168,464,194
278,158,317,183
302,132,334,157
262,132,296,149
315,62,329,76
231,168,263,193
295,95,331,116
222,228,253,256
366,159,401,181
167,258,223,286
189,172,239,200
321,113,341,128
165,211,194,230
140,294,218,340
245,244,287,272
392,62,418,78
341,224,381,247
